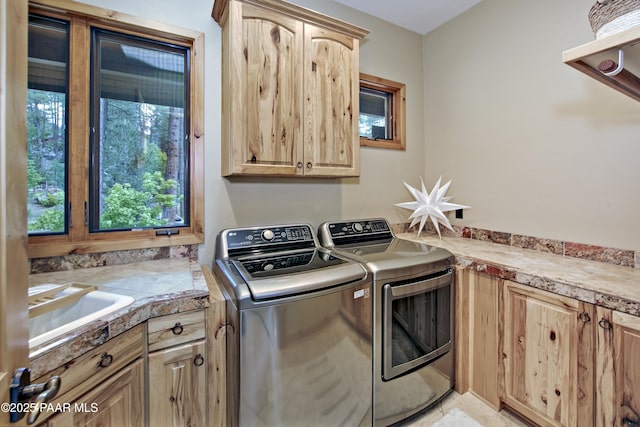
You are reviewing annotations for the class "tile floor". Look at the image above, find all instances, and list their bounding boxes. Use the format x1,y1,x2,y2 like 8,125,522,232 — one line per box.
399,391,532,426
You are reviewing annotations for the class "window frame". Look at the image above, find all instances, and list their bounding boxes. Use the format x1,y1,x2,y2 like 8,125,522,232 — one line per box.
27,0,204,259
359,72,406,151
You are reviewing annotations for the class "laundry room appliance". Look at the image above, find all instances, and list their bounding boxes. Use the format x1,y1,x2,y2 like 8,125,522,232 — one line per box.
213,223,373,427
318,218,455,426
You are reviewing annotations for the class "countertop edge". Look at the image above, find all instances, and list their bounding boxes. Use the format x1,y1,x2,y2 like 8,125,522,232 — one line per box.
28,262,226,379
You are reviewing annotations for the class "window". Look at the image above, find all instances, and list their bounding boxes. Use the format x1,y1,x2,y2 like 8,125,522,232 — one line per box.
359,73,406,150
27,1,204,258
27,16,68,235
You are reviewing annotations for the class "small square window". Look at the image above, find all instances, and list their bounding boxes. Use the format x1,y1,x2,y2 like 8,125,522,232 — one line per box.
359,73,406,150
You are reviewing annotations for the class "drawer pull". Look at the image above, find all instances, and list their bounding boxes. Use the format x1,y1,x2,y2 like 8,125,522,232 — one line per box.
599,318,612,330
171,322,184,335
578,312,591,323
98,352,113,368
194,354,204,367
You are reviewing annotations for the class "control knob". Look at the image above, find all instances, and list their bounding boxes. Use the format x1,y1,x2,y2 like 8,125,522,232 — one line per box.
352,223,363,233
261,229,275,241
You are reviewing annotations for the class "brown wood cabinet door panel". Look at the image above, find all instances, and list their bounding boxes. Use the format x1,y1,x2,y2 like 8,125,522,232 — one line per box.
231,3,303,175
614,311,640,426
148,340,207,427
69,359,144,427
304,24,359,176
502,281,593,427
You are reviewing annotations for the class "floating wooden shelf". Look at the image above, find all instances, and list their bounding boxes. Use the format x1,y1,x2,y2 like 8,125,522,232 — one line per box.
563,25,640,102
28,283,96,318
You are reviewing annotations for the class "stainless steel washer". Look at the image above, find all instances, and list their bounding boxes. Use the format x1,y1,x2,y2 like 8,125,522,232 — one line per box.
213,223,373,427
318,218,455,426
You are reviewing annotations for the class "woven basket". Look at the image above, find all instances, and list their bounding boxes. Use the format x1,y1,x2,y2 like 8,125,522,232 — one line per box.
589,0,640,38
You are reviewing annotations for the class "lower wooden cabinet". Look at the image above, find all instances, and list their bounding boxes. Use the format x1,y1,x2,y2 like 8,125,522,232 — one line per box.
501,280,594,427
33,308,215,427
146,310,207,427
44,359,144,427
595,307,640,427
147,340,207,427
34,325,144,427
456,270,640,427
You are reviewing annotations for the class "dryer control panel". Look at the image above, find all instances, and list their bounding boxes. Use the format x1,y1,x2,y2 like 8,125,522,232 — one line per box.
319,218,394,246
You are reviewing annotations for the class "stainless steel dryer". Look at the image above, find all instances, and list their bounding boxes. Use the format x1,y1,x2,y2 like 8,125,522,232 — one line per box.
318,218,455,426
213,223,373,427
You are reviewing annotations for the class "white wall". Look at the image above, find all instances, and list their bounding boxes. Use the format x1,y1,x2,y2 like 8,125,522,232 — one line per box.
424,0,640,251
79,0,426,265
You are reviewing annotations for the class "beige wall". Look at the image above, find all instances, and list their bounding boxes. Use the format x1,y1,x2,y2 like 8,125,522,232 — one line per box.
79,0,425,264
424,0,640,251
74,0,640,260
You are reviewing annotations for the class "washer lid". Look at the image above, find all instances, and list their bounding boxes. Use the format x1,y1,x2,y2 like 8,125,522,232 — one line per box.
231,248,366,300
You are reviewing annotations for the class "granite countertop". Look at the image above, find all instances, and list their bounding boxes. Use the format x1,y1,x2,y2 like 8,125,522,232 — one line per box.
398,232,640,317
28,258,218,378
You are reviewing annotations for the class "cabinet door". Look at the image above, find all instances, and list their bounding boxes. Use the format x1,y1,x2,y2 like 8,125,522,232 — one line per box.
148,340,206,427
304,23,360,177
501,281,594,427
224,2,303,176
45,359,144,427
596,307,640,427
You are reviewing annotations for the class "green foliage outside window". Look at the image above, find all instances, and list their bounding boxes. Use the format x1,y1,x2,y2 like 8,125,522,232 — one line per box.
99,172,178,230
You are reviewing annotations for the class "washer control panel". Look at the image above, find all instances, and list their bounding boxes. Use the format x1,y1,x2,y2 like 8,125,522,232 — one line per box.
224,224,314,251
324,218,392,240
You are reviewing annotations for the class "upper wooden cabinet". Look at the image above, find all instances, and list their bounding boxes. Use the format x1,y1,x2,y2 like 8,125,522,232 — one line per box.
212,0,368,177
563,25,640,102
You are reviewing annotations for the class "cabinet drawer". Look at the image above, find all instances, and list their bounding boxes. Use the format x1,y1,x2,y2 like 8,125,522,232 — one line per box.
147,310,205,352
34,324,143,416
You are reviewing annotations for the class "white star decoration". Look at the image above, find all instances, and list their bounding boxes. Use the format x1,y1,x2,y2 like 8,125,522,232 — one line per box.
395,177,470,238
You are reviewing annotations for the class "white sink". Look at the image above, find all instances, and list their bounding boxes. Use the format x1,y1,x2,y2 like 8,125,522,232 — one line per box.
29,284,135,348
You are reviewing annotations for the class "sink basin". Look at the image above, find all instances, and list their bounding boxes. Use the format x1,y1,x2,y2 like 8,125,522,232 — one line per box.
29,284,135,348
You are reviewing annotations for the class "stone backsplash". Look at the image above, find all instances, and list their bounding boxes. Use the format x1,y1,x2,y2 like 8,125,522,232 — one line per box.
31,223,639,273
391,222,639,269
30,244,198,274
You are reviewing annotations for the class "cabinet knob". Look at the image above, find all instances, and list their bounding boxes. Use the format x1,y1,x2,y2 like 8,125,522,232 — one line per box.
296,162,303,169
598,318,612,330
171,322,184,335
193,353,204,367
306,162,312,169
98,352,113,368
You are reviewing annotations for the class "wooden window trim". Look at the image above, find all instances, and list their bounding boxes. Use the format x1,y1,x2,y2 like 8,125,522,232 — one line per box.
359,72,406,151
27,0,204,259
